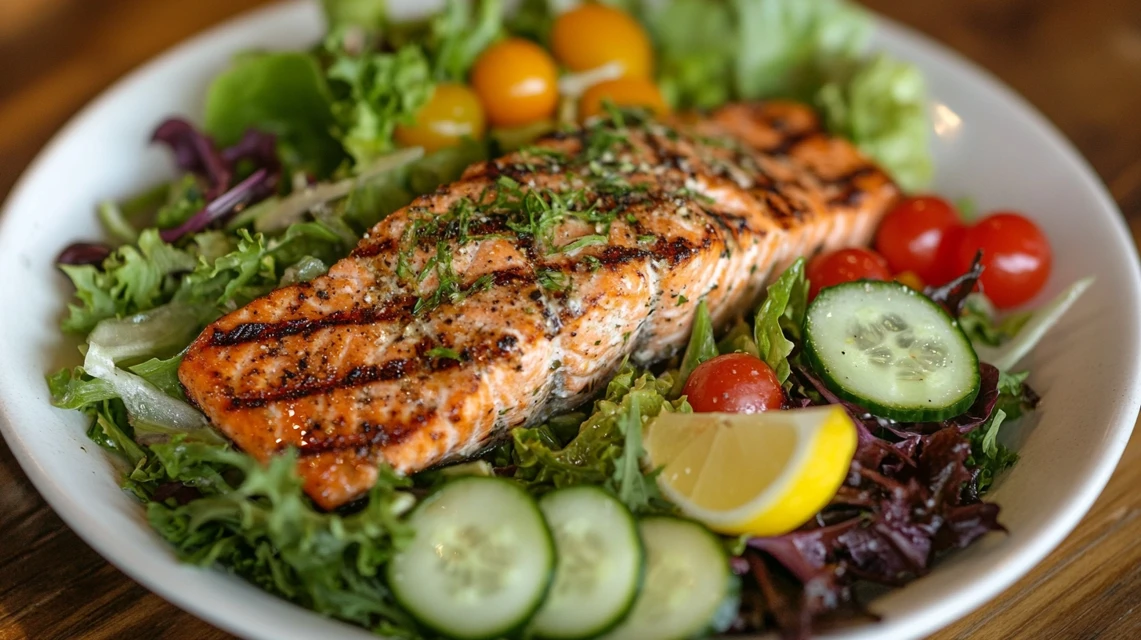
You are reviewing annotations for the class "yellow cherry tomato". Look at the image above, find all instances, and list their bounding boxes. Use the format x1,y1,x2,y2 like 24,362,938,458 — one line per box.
394,83,486,153
894,270,927,292
579,77,669,122
551,3,653,78
471,38,560,128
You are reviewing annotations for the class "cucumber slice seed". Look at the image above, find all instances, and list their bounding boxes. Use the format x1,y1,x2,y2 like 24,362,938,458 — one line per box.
387,477,554,640
804,280,981,422
599,517,739,640
530,486,645,639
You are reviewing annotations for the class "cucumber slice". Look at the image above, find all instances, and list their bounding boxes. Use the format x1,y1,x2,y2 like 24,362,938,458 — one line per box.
599,517,738,640
387,477,554,640
804,280,981,422
530,487,644,639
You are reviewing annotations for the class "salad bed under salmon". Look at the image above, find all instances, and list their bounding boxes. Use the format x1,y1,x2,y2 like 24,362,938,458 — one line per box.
177,101,900,510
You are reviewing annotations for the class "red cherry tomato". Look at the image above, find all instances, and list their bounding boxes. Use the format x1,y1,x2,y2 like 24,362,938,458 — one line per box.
806,247,893,301
682,353,785,413
933,222,968,285
953,212,1052,308
874,196,961,284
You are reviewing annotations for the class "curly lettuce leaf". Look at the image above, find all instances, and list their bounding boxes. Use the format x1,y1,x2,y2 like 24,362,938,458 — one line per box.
172,224,346,310
324,33,434,168
51,356,423,635
607,392,669,514
154,174,208,230
510,363,687,509
959,293,1033,347
754,257,808,384
966,408,1018,494
59,229,197,334
323,0,503,81
995,369,1039,423
59,220,347,341
147,440,419,632
91,402,148,468
427,0,504,81
48,367,117,410
817,54,933,192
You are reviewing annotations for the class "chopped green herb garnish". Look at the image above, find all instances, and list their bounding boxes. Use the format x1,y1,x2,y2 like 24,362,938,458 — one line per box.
426,347,462,361
556,235,608,254
537,268,571,292
413,242,494,314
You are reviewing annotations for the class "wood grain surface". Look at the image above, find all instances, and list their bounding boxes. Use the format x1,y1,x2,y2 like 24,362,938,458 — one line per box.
1,1,1140,639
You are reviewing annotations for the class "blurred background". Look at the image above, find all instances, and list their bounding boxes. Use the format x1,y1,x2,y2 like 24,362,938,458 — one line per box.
1,0,1138,209
0,0,1139,639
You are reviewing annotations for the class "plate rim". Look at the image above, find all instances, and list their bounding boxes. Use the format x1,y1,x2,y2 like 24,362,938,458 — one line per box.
1,2,1138,640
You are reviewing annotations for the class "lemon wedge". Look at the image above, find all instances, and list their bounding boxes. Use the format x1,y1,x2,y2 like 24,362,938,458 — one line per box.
644,406,857,537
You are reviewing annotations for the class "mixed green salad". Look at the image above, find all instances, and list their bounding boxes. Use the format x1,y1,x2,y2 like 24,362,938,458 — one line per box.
47,0,1092,638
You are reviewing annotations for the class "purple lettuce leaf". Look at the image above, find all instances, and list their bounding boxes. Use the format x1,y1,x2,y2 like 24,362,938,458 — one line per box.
737,365,1008,638
57,242,114,267
924,250,983,318
158,168,278,243
934,502,1005,552
940,362,1000,433
149,119,282,242
152,118,232,201
221,129,281,174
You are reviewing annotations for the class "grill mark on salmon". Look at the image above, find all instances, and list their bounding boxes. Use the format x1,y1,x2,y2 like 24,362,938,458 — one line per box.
229,359,415,409
296,416,428,457
178,100,902,510
209,297,415,347
235,328,522,409
349,237,396,259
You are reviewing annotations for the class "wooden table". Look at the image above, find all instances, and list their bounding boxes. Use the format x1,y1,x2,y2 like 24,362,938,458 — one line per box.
2,1,1140,638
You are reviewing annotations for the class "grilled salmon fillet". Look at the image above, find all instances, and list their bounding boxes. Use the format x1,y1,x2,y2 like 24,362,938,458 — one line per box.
178,101,901,510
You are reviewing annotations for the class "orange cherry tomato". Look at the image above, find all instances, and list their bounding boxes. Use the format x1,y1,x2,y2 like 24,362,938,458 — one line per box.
471,38,559,128
394,83,486,153
551,3,653,78
579,77,669,122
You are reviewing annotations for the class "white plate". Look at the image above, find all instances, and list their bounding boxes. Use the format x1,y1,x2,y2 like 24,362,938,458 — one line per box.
1,2,1139,639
